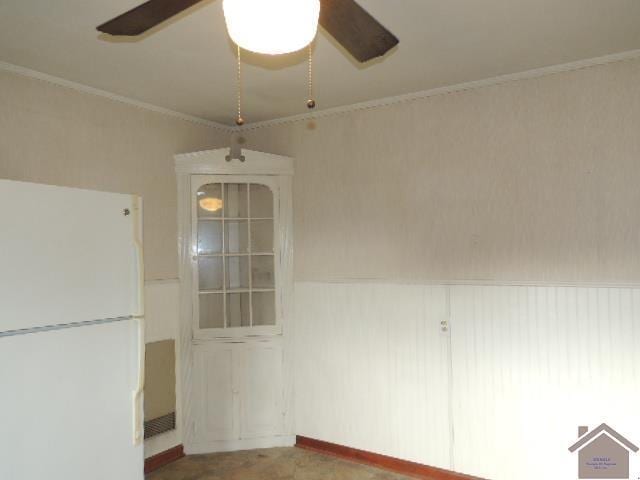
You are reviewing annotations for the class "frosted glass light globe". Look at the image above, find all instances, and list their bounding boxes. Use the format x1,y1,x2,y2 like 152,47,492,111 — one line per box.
223,0,320,55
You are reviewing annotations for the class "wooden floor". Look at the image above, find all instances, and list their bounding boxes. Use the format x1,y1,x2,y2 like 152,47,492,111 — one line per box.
147,447,412,480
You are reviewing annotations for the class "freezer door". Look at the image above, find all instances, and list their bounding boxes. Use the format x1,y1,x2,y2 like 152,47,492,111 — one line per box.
0,180,143,333
0,319,144,480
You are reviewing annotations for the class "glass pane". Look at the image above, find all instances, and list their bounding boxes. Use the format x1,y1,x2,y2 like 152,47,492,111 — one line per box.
197,184,223,218
250,184,273,218
198,220,222,255
250,220,273,253
224,184,248,218
226,256,249,290
198,257,223,291
225,220,248,253
252,292,275,326
227,293,250,327
199,293,224,329
251,255,274,289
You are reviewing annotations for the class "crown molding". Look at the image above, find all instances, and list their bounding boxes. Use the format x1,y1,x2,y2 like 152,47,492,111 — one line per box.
0,60,233,132
3,48,640,134
237,48,640,131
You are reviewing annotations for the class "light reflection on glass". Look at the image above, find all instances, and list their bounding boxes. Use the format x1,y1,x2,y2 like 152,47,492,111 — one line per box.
199,197,223,212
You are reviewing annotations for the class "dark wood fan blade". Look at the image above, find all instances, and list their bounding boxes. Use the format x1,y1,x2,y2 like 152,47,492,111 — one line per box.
97,0,205,36
319,0,398,63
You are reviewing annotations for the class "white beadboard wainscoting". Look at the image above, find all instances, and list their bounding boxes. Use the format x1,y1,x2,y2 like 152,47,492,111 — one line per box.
294,283,453,469
294,282,640,480
450,286,640,479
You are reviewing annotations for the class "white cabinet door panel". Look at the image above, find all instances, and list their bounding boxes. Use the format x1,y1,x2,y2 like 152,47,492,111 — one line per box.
239,344,284,439
193,345,237,443
192,342,284,445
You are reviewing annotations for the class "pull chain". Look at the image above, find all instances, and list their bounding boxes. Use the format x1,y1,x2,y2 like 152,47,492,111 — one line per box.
235,45,244,126
306,43,316,109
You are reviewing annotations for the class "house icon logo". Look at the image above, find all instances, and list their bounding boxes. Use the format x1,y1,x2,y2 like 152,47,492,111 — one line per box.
569,424,639,479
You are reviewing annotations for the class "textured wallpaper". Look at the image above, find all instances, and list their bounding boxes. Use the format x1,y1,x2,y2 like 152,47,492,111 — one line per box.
243,58,640,284
2,57,640,284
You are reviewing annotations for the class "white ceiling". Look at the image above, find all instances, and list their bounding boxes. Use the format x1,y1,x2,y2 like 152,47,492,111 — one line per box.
1,0,639,125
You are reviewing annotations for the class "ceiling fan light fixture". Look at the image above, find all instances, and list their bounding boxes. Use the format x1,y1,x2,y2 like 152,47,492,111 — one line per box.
223,0,320,55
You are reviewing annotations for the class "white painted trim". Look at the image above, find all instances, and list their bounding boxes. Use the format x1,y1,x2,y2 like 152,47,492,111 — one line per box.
186,435,296,455
175,148,294,175
144,278,180,286
238,48,640,131
176,166,196,448
295,277,640,289
0,61,232,132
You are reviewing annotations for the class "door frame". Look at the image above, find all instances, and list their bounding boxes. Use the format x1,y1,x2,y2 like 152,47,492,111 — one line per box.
175,148,295,453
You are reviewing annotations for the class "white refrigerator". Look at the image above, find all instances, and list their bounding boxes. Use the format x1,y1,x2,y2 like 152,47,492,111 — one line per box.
0,179,145,480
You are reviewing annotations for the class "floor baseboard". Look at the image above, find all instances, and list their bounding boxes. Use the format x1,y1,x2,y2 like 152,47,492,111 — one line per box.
295,436,485,480
144,444,185,474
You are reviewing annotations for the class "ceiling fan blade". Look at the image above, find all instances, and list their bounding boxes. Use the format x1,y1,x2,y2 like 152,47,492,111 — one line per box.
319,0,398,63
97,0,205,36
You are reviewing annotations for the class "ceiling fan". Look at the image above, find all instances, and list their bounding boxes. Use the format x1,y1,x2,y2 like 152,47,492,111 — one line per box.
97,0,399,63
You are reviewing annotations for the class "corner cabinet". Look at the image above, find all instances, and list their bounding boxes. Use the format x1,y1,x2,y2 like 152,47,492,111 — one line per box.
175,149,294,454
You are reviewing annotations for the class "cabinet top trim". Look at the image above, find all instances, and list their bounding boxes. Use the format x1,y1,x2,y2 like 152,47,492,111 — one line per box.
175,148,294,176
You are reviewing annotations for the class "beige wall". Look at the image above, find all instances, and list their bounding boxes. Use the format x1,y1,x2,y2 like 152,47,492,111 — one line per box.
4,59,638,284
0,70,228,281
242,58,640,285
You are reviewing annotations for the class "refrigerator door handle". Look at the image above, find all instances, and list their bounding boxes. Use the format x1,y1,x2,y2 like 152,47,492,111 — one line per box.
132,196,145,319
132,316,145,445
131,196,145,446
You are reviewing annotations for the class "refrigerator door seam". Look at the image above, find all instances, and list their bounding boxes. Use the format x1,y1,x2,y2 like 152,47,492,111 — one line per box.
0,316,134,338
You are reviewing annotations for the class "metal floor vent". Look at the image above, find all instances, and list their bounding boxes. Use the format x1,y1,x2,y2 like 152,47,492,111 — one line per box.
144,411,176,439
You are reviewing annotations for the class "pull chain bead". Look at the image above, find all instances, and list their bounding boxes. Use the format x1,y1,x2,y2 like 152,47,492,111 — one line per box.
307,42,316,109
235,45,245,126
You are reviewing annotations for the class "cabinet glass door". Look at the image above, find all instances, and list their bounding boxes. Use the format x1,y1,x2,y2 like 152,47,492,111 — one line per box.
194,178,278,335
